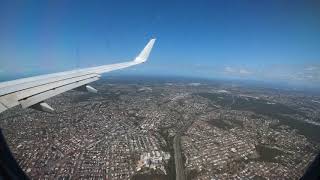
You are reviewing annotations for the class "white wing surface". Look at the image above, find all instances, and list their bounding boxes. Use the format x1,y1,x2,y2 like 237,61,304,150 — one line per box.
0,39,156,113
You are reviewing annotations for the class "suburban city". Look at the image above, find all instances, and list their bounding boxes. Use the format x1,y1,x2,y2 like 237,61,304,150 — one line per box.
0,76,319,179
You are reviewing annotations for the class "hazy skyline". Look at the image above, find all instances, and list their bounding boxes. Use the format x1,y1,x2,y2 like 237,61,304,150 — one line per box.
0,0,319,87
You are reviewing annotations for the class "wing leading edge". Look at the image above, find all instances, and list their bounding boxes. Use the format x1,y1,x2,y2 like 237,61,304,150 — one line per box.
0,38,156,113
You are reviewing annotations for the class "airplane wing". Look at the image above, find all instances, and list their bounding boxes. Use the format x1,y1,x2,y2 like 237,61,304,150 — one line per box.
0,38,156,113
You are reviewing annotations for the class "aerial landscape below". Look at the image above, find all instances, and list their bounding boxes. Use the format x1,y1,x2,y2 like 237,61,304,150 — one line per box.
0,76,319,180
1,0,320,179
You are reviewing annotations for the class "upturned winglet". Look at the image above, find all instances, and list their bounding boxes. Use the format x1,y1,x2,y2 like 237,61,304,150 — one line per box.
134,38,156,63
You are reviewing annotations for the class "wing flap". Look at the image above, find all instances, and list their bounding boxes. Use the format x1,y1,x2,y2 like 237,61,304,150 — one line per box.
0,71,100,96
0,103,7,113
15,74,100,99
0,74,100,109
20,76,99,108
0,94,20,109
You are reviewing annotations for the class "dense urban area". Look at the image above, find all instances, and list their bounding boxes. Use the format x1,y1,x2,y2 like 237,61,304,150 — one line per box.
0,76,319,179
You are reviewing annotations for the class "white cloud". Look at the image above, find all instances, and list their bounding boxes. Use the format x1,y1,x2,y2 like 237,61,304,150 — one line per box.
305,66,318,71
258,64,320,85
218,64,320,87
224,66,235,73
223,66,252,76
239,69,251,75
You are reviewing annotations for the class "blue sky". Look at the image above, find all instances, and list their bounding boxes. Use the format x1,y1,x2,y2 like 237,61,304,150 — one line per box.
0,0,319,86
